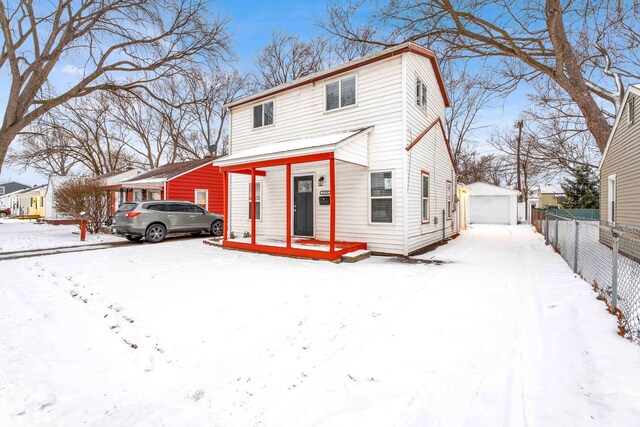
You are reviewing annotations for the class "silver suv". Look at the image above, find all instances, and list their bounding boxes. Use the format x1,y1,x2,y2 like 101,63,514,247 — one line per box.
112,200,224,243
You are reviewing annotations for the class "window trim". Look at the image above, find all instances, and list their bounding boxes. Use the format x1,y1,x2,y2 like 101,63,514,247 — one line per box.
194,189,208,210
133,189,143,202
608,174,617,225
0,186,4,195
252,99,275,130
369,170,393,224
324,74,358,113
421,170,430,224
248,180,262,221
416,77,428,112
446,180,453,220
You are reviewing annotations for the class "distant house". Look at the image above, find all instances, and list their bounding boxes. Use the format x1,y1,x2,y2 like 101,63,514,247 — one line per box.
0,181,29,196
600,84,640,228
44,175,79,221
463,182,520,226
528,184,564,210
214,42,458,260
113,158,223,215
11,185,46,217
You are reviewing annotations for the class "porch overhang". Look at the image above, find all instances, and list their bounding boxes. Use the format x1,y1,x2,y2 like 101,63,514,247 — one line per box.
117,178,166,190
214,127,373,171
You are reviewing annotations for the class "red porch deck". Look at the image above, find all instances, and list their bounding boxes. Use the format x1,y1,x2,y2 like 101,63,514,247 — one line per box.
223,238,367,261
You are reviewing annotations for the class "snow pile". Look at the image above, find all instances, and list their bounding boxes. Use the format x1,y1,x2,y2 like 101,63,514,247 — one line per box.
1,225,639,426
0,219,122,253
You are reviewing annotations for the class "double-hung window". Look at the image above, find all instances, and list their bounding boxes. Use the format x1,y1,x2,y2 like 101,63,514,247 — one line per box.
608,175,616,224
446,181,452,219
416,78,427,111
371,171,392,223
421,172,430,223
325,76,356,111
195,189,208,210
253,101,274,128
248,182,262,220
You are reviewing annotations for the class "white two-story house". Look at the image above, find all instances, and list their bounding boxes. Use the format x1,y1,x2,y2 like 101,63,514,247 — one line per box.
215,42,458,260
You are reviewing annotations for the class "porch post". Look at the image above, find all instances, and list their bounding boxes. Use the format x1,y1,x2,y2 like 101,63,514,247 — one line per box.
251,168,256,245
222,171,228,243
329,155,336,253
286,163,292,249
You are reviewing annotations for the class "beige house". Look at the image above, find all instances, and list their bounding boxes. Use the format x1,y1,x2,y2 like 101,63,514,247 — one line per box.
600,84,640,228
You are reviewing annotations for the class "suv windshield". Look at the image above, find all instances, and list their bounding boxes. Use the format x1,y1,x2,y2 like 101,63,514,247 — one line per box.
116,202,137,213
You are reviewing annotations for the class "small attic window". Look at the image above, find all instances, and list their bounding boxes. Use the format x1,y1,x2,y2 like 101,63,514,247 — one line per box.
629,98,635,125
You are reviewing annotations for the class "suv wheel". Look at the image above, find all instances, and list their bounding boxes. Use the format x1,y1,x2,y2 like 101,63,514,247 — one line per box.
211,220,223,236
146,224,167,243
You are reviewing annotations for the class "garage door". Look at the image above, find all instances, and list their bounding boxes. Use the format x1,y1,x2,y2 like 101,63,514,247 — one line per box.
469,195,510,224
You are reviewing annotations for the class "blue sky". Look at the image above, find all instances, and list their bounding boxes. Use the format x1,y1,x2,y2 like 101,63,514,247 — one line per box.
0,0,524,185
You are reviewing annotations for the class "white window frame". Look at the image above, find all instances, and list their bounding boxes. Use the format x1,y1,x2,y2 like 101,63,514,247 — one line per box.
369,170,393,224
608,174,617,225
194,189,208,210
416,77,428,112
324,75,358,112
248,181,262,221
147,190,161,201
133,189,143,202
0,186,4,195
629,98,635,125
421,171,430,224
252,100,275,129
446,180,452,220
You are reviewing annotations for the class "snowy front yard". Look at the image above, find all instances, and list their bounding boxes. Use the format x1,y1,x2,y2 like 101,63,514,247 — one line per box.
0,219,123,253
1,225,639,426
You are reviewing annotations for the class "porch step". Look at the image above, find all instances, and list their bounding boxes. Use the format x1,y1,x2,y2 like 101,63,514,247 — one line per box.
341,249,371,263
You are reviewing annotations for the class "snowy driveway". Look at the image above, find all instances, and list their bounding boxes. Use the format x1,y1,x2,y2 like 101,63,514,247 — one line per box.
1,225,639,426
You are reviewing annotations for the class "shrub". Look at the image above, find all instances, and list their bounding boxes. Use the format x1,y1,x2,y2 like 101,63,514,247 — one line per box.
54,178,110,233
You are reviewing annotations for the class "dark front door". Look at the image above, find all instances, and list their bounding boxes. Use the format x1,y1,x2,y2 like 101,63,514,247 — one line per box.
294,175,314,236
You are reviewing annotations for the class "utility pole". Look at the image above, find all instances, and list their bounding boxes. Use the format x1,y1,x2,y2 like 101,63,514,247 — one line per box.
515,119,524,203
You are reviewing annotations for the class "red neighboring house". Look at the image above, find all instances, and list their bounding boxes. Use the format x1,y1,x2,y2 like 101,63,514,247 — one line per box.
109,158,224,215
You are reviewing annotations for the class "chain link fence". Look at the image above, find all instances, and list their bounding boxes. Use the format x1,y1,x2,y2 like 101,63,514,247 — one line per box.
532,208,640,343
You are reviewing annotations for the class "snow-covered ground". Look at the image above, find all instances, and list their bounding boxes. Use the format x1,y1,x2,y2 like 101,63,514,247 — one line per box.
0,219,123,253
1,225,639,426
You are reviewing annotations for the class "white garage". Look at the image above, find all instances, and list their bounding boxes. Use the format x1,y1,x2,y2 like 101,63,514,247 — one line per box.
465,182,520,225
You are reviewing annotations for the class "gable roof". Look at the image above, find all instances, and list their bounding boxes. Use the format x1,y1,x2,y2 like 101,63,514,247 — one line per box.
122,158,215,185
599,84,640,170
226,42,450,109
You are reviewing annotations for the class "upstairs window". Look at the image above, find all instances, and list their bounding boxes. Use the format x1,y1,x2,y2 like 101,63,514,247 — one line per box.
421,172,430,223
0,186,4,195
416,78,427,111
371,171,392,223
253,101,274,128
629,98,635,125
326,76,356,111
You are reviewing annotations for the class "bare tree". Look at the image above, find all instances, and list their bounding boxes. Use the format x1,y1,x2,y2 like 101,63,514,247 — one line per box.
0,0,231,171
323,0,640,152
184,69,249,157
54,178,110,233
254,32,328,89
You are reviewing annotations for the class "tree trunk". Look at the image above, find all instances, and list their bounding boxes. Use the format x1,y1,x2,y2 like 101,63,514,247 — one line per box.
0,125,22,172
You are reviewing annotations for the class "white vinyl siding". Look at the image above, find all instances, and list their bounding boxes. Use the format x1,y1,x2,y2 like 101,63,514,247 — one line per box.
629,98,635,125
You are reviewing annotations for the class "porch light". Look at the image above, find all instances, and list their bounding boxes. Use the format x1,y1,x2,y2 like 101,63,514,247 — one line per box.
318,176,325,187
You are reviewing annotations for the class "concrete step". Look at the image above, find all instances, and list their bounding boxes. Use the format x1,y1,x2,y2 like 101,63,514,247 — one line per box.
341,249,371,263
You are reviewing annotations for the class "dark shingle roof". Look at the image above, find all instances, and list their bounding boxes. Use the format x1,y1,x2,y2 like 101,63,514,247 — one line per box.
123,158,216,183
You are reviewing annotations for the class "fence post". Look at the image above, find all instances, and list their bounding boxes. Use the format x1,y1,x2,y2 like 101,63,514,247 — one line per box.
611,230,619,310
545,210,550,245
573,220,580,273
554,216,559,250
